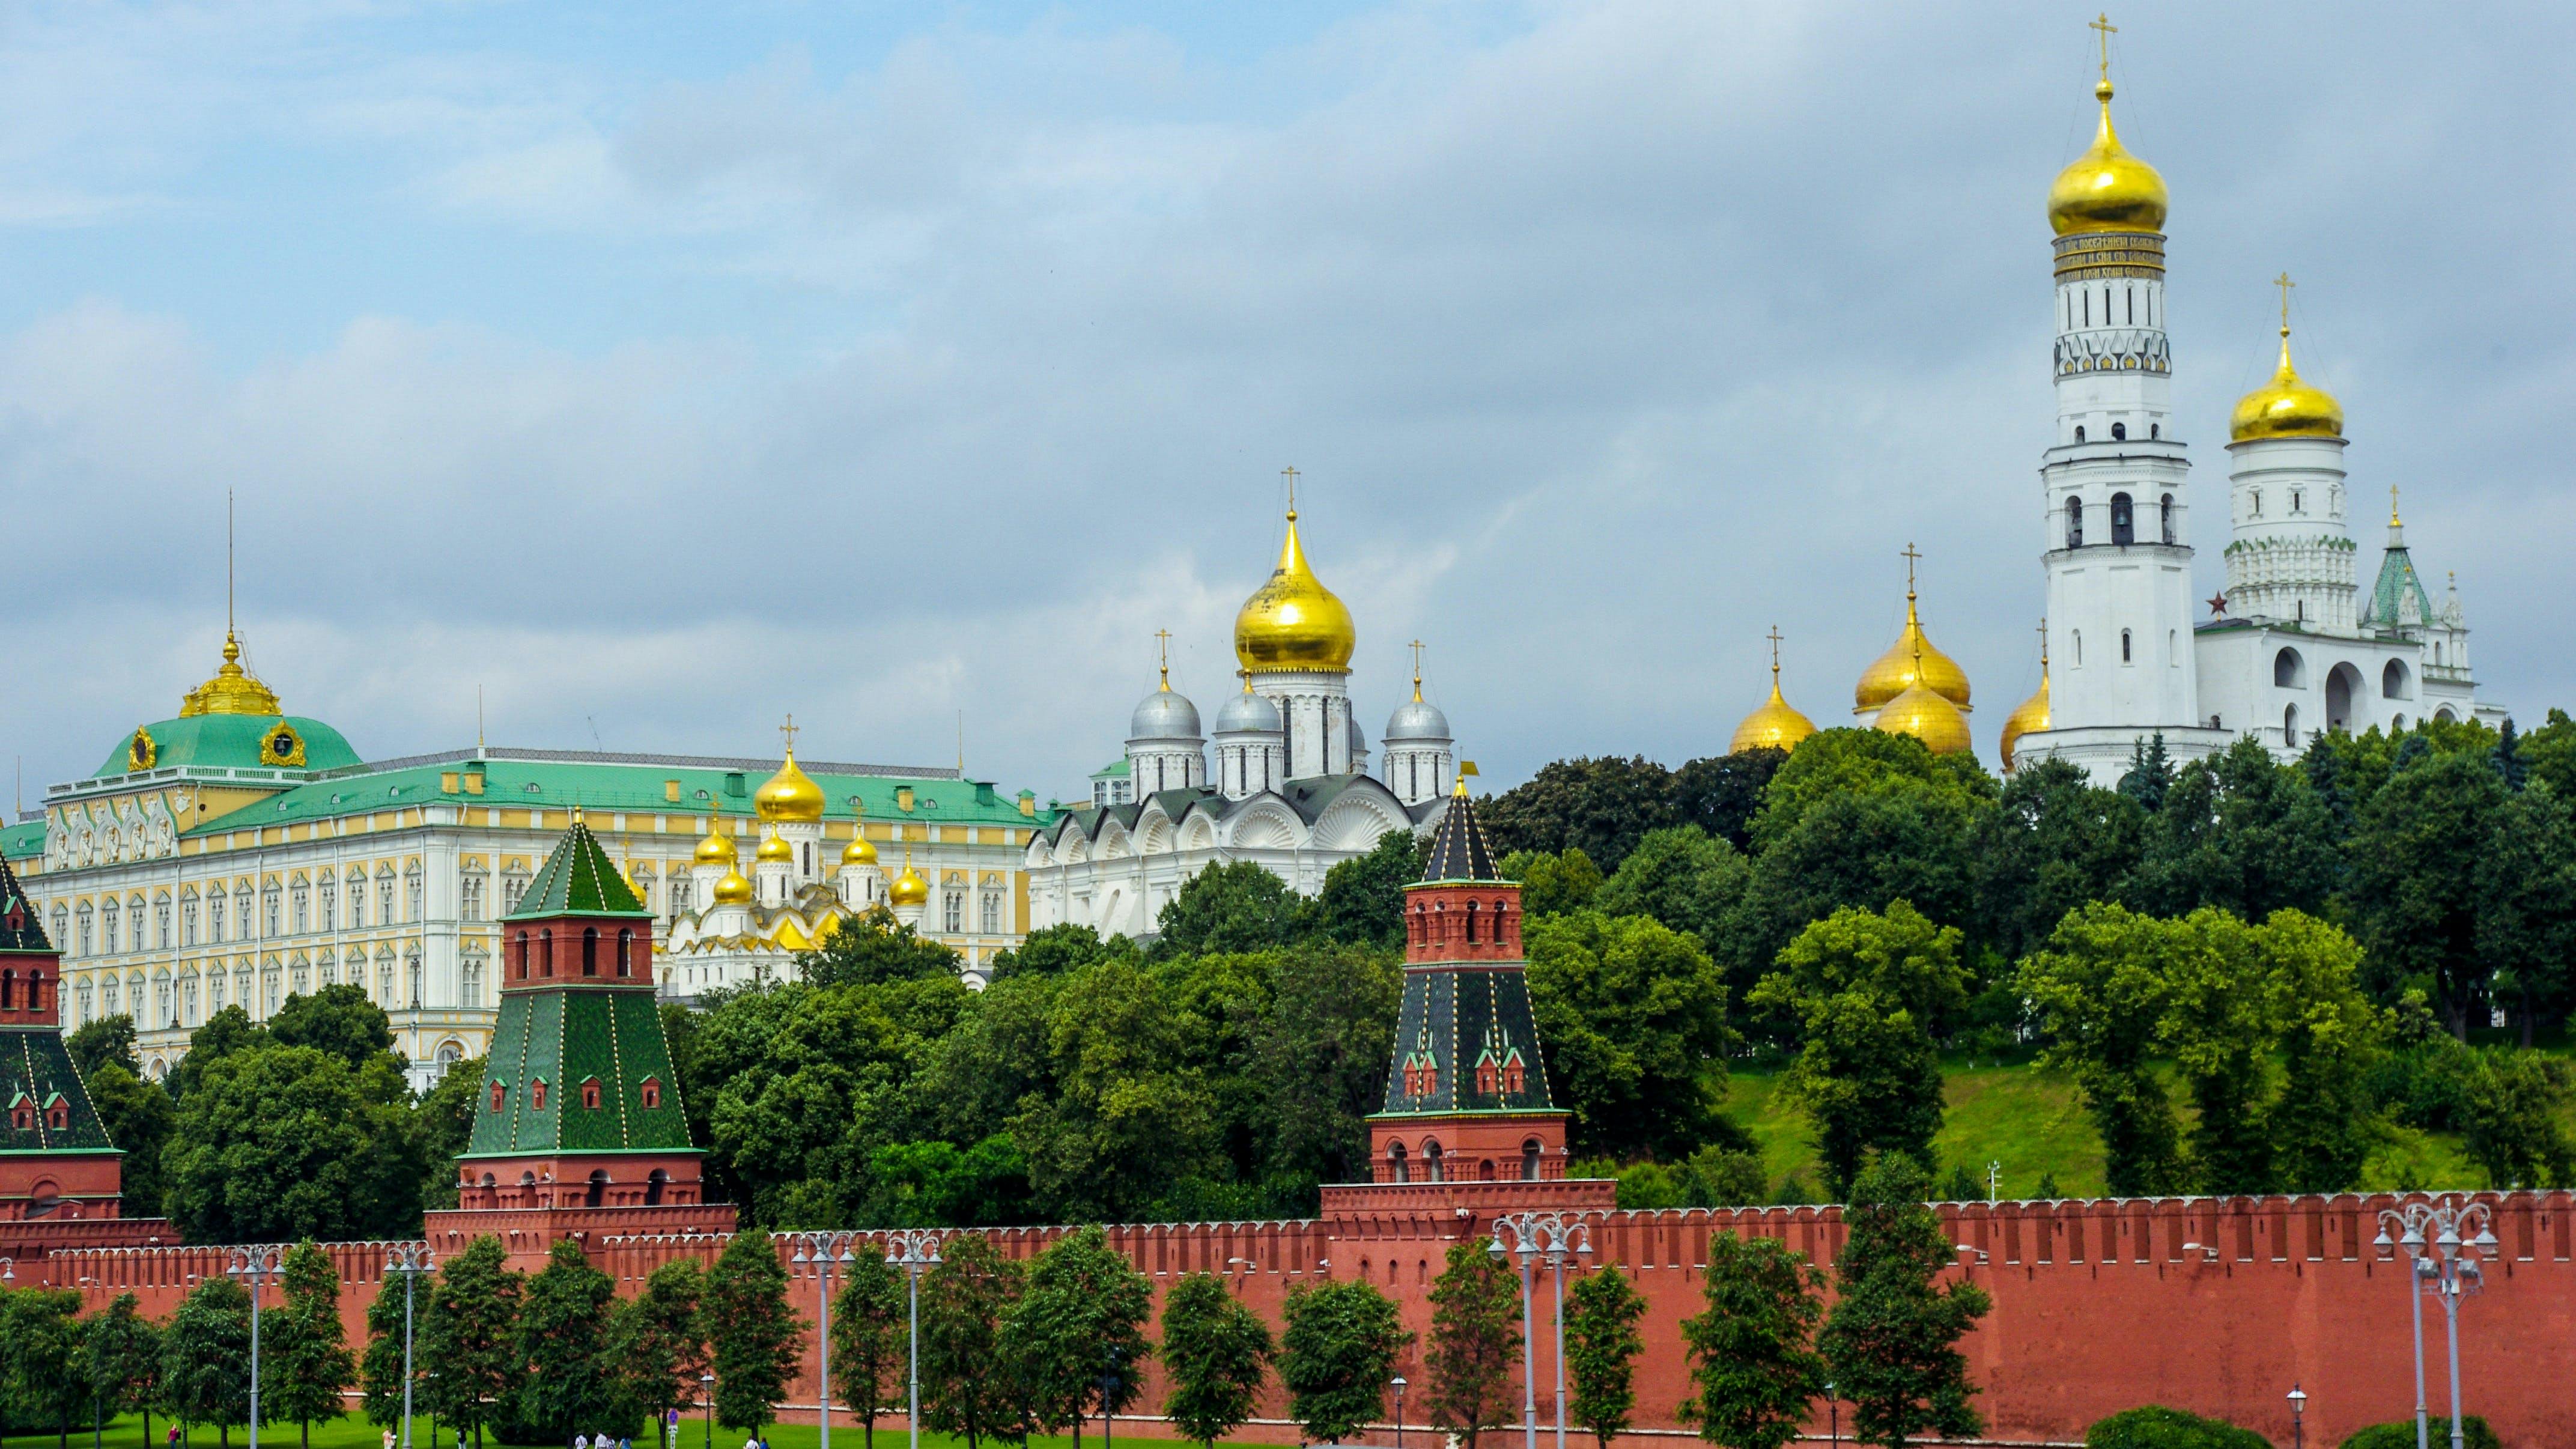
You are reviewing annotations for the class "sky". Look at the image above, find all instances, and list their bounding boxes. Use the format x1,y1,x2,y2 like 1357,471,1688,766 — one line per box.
4,0,2572,805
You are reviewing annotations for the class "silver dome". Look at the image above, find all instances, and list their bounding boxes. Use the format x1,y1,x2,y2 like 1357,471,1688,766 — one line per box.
1129,687,1203,742
1384,696,1453,743
1214,688,1282,735
1348,714,1367,758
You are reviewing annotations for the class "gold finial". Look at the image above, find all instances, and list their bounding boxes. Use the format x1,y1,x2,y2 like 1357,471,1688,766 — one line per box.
2038,617,2050,670
1281,465,1299,521
2390,484,2402,528
2274,271,2295,336
1409,639,1426,701
1239,668,1254,694
780,714,800,754
1454,760,1480,798
2090,13,2117,96
1155,629,1174,690
1766,624,1785,682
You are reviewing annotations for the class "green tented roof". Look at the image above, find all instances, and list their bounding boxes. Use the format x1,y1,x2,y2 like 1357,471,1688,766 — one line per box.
0,1024,116,1156
2363,544,2437,633
0,860,52,955
190,754,1047,836
461,985,697,1159
507,822,650,920
94,714,362,780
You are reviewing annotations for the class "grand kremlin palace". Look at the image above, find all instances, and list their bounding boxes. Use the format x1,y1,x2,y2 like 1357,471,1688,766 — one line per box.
2,633,1050,1089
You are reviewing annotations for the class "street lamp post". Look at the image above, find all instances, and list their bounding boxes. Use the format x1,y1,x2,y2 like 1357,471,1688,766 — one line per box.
1489,1213,1593,1449
2375,1195,2497,1449
227,1246,287,1449
782,1232,860,1449
385,1245,437,1449
1824,1382,1837,1447
699,1373,714,1449
1390,1376,1406,1449
2287,1385,2306,1449
1100,1346,1123,1449
887,1230,944,1449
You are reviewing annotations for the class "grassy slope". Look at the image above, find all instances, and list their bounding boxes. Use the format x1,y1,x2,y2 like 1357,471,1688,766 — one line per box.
1719,1055,2499,1200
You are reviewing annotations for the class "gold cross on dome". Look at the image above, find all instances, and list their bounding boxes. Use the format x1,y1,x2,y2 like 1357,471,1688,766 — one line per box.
1766,624,1784,674
1900,541,1923,595
1281,466,1299,518
2274,272,2295,332
779,715,798,752
2090,14,2117,82
1155,629,1174,688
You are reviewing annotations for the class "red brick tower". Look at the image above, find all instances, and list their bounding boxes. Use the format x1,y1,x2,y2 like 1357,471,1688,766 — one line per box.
0,859,123,1219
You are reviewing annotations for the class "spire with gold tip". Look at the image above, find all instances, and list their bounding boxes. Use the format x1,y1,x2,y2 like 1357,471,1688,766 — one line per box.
1856,544,1971,714
2048,15,2168,237
1233,467,1356,674
2001,621,2052,773
2230,274,2344,442
1731,626,1817,754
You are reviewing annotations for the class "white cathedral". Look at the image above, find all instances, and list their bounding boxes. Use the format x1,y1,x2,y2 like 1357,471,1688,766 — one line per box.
1025,497,1456,940
2003,58,2505,782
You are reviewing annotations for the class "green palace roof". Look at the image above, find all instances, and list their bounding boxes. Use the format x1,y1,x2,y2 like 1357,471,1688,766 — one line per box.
96,713,362,780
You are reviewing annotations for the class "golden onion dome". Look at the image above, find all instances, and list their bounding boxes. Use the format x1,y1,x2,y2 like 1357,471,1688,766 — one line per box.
711,867,755,906
180,631,284,718
839,832,879,868
1234,509,1356,674
1856,595,1971,712
693,815,738,866
2229,329,2344,442
755,747,828,822
889,855,930,908
2000,660,2051,774
2049,80,2167,237
755,831,795,864
1730,645,1817,755
1874,682,1975,756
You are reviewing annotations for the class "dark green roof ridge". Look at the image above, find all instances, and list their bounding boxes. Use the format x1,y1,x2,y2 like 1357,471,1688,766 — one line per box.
506,821,649,920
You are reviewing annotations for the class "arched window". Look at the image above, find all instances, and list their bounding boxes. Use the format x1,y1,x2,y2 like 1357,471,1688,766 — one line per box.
2250,488,2263,518
1388,1141,1410,1184
616,930,634,977
2160,494,2175,544
490,1081,506,1112
2121,629,2133,663
1464,901,1479,944
2065,497,2084,548
2383,660,2412,700
2074,425,2087,443
2274,648,2307,689
2111,421,2127,441
2284,705,2301,747
1423,1140,1444,1183
2150,423,2160,439
580,1078,602,1110
645,1168,669,1206
585,1170,609,1209
539,929,553,977
2110,492,2134,545
580,927,598,977
29,971,45,1013
532,1080,548,1111
640,1078,662,1110
1522,1138,1543,1182
2292,490,2303,514
1,970,14,1009
2071,630,2083,667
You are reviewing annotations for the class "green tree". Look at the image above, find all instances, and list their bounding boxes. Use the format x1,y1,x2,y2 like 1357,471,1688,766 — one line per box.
1496,849,1604,920
827,1251,903,1449
1967,759,2144,964
1746,729,1994,853
518,1239,627,1443
1480,756,1682,870
267,983,399,1074
1154,860,1305,956
1311,831,1423,949
1594,826,1751,949
989,924,1138,981
1817,1155,1990,1449
2116,734,2177,812
2336,1417,2500,1449
2,1284,91,1449
1003,1227,1155,1449
1749,904,1966,1197
84,1293,162,1449
421,1236,522,1449
408,1056,486,1211
1009,958,1219,1221
2083,1405,2268,1449
1524,912,1738,1161
165,1006,268,1102
1422,1240,1520,1449
2455,1048,2576,1187
1158,1274,1271,1448
65,1015,138,1080
916,1235,1027,1449
1737,792,1979,988
163,1042,427,1242
798,913,965,988
860,1137,1033,1228
706,1230,803,1436
1671,750,1787,852
1564,1266,1647,1449
1277,1279,1409,1447
84,1062,177,1218
2260,912,2387,1192
2347,750,2510,1033
1250,943,1404,1211
2018,904,2188,1197
266,1242,356,1449
1679,1236,1824,1449
2128,738,2339,923
2476,782,2576,1043
161,1276,254,1449
610,1259,711,1436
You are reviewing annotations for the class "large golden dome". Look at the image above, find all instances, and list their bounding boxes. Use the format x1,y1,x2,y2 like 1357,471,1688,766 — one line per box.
756,747,828,822
693,815,738,866
889,854,930,908
840,833,879,867
2229,329,2343,442
1856,595,1971,713
1874,682,1974,756
711,866,755,906
2000,659,2051,773
1731,641,1817,754
2049,81,2167,237
1234,510,1356,673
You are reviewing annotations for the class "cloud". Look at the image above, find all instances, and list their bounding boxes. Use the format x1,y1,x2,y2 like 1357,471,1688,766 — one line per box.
1,0,2571,805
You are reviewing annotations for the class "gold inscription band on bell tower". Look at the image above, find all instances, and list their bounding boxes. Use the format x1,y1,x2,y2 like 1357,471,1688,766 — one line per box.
2053,231,2166,282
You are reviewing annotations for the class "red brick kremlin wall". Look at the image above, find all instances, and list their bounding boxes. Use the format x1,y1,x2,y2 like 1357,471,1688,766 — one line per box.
14,1191,2574,1448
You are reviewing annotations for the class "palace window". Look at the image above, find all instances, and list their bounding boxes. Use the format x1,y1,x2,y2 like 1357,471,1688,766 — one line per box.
51,908,68,953
234,886,251,940
156,898,172,949
405,866,422,923
944,890,964,934
101,900,118,955
318,883,335,932
980,891,1001,934
378,875,395,926
290,882,309,934
461,875,485,923
262,887,279,938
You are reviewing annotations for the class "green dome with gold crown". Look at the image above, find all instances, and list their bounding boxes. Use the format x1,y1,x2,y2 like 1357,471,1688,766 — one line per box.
98,633,360,778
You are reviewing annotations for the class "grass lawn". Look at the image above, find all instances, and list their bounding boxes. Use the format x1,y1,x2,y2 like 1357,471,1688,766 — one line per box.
47,1414,1185,1449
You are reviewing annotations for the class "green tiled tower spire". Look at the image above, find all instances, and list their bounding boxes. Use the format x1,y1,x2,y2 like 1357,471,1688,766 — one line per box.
0,858,126,1219
1364,773,1571,1185
456,820,708,1210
